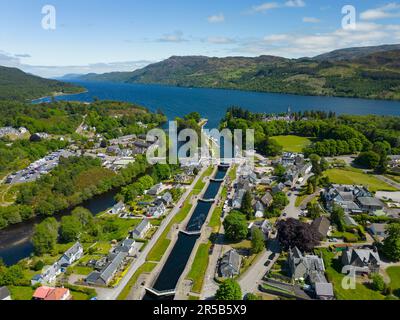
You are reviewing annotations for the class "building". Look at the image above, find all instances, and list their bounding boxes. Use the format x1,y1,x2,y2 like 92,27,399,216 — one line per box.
32,287,71,301
147,183,164,196
315,282,334,300
232,189,246,209
0,286,11,300
110,201,126,215
113,239,137,256
288,247,325,282
368,223,388,239
156,192,173,206
131,219,151,239
272,183,285,195
322,184,371,214
86,252,128,286
219,250,241,278
356,197,385,213
254,201,265,218
311,217,331,239
31,262,62,285
58,242,84,267
147,202,166,218
341,247,381,274
261,192,273,207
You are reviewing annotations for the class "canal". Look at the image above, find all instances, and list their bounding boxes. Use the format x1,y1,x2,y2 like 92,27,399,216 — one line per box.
0,189,118,266
144,165,227,300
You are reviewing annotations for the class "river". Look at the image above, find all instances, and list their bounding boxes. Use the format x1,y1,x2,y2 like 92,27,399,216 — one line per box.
0,189,118,266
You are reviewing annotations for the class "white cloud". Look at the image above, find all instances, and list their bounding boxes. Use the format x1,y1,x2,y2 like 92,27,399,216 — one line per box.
208,13,225,23
158,31,187,43
250,2,280,13
264,34,290,42
248,1,305,13
360,2,400,20
302,17,320,23
285,0,305,8
207,37,235,44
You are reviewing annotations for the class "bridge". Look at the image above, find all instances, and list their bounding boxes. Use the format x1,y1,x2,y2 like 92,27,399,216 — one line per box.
180,230,201,236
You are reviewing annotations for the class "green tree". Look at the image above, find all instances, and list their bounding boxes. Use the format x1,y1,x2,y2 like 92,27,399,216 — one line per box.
223,211,248,242
32,218,59,255
244,293,260,300
71,207,93,226
272,192,289,210
355,151,380,169
274,164,286,180
60,215,82,243
331,205,345,232
371,273,385,292
215,279,242,300
241,191,253,220
251,228,265,254
310,154,322,176
383,223,400,261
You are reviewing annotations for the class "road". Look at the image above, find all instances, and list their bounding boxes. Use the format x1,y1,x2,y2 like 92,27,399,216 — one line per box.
374,175,400,191
96,166,208,300
238,240,280,296
283,173,313,220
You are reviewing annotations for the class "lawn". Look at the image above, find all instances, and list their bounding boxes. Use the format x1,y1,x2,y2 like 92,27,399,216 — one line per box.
117,262,157,300
208,186,227,232
387,266,400,291
71,266,93,276
324,168,398,192
146,167,213,262
317,249,385,300
9,286,34,300
270,135,313,153
186,242,211,294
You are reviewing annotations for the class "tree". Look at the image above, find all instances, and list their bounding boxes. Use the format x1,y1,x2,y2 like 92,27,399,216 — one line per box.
215,279,242,300
32,218,59,255
355,151,380,169
276,218,320,252
274,164,286,179
251,228,265,254
223,211,248,242
331,204,345,232
244,293,260,300
310,154,322,176
383,223,400,261
307,202,321,220
60,215,82,243
71,207,93,226
272,192,289,210
371,273,385,292
241,191,253,220
320,157,329,172
258,139,282,157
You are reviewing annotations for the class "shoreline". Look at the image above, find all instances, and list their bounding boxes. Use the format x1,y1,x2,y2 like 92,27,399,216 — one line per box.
32,88,88,103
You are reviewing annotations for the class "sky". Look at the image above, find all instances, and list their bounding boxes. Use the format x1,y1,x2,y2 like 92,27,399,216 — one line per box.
1,0,400,77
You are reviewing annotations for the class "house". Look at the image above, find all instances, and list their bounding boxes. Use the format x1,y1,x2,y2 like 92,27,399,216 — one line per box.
110,201,126,215
254,201,265,218
288,247,325,282
368,223,388,239
0,286,11,300
32,262,62,285
113,239,137,256
315,282,334,300
356,197,385,213
261,192,273,207
272,182,285,195
343,214,359,227
86,252,128,286
219,250,242,278
32,286,71,301
232,189,246,209
261,220,273,239
322,184,371,214
147,183,163,196
106,145,121,155
157,192,173,206
30,132,49,142
311,217,331,239
58,242,84,267
341,247,381,274
147,202,166,218
131,219,151,239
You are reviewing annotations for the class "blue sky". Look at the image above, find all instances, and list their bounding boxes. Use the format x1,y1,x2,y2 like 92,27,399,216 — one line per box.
1,0,400,77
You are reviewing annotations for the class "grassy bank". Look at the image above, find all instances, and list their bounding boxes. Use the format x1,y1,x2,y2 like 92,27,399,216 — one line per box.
186,242,212,294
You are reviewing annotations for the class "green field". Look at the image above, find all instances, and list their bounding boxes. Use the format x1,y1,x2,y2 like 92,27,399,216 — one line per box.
387,266,400,292
270,135,313,153
117,262,157,300
324,168,398,192
9,286,34,300
186,242,211,293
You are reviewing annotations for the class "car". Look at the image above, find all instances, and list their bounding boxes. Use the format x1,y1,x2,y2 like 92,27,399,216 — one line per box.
282,213,287,217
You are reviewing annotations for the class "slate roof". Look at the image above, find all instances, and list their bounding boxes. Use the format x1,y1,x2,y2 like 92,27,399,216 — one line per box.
315,282,334,297
0,286,11,300
311,217,331,238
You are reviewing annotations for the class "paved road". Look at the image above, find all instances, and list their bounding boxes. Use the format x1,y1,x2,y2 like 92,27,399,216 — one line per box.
283,173,313,220
238,240,280,296
96,167,208,300
374,175,400,191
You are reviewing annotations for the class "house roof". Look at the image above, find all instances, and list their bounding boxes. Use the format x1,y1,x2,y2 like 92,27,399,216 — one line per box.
343,214,358,227
0,286,11,300
44,288,69,301
312,217,331,237
357,197,384,207
315,282,334,297
33,286,53,299
63,242,82,259
100,252,127,283
370,223,387,234
221,250,241,274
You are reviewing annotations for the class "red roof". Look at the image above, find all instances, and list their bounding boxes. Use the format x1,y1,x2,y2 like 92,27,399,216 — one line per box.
33,286,53,299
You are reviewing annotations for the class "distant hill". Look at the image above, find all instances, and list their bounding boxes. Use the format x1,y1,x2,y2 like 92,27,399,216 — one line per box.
0,66,85,101
71,44,400,100
312,44,400,61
